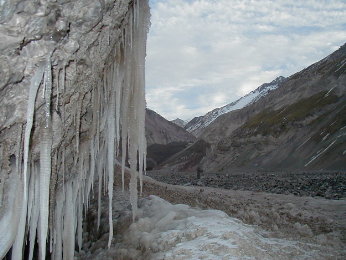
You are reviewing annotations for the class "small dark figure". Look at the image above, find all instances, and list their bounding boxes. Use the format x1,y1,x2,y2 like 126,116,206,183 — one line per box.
197,166,203,179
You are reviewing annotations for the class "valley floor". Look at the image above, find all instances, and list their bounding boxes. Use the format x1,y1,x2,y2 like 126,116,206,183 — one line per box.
76,172,346,259
147,169,346,199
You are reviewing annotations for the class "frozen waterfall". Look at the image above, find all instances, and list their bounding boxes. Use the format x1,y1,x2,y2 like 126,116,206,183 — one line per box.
0,0,150,259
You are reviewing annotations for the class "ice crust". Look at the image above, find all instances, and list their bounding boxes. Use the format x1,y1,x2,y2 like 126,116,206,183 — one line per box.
122,196,336,260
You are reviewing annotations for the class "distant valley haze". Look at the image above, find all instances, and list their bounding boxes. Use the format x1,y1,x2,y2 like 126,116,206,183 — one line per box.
146,0,346,121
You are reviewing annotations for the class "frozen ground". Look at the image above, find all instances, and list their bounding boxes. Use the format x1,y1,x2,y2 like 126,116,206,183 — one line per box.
78,195,344,259
76,175,346,259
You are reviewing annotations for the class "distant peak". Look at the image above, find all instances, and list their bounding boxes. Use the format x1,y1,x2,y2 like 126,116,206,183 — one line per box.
273,76,286,83
171,118,187,127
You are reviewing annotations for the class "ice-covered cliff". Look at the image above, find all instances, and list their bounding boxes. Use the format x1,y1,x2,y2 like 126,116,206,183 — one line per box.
0,0,150,259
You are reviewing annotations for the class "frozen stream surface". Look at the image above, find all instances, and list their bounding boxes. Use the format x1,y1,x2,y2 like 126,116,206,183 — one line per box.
78,194,342,260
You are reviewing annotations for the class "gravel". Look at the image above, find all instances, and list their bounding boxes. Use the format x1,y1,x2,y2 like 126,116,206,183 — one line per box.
147,169,346,200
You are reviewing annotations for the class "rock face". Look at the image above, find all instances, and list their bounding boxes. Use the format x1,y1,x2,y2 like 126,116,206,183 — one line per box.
185,76,286,136
200,44,346,172
0,0,150,258
145,108,196,146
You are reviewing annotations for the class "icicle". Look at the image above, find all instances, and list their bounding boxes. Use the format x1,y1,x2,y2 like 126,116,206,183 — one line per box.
38,127,52,260
63,182,75,260
128,146,138,221
61,65,66,127
120,73,130,192
115,64,122,155
97,153,103,230
85,140,95,211
60,149,64,194
75,95,82,157
107,79,116,247
23,63,45,200
49,150,58,255
77,192,83,252
28,163,40,260
4,1,150,258
0,180,3,209
0,174,23,259
27,162,35,227
38,56,53,260
56,68,60,111
11,123,26,260
53,191,64,260
11,181,27,260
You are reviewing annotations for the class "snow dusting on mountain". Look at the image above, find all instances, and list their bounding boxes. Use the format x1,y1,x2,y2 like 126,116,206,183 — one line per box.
185,76,286,136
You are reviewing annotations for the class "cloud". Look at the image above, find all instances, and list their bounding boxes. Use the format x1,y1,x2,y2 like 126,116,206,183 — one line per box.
146,0,346,120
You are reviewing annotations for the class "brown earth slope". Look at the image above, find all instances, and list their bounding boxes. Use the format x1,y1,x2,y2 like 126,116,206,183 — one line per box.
199,43,346,172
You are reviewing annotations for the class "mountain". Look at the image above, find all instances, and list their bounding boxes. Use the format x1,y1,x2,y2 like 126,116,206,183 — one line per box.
171,118,187,127
158,139,211,171
145,109,196,169
199,43,346,172
145,109,196,146
184,76,286,136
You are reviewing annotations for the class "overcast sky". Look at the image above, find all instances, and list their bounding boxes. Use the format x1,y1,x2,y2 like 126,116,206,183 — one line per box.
145,0,346,121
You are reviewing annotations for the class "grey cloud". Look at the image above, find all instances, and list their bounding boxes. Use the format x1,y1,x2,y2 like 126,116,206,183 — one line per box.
146,0,346,120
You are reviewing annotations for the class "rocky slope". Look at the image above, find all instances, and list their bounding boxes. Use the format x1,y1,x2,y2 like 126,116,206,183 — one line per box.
145,109,196,169
145,108,195,146
153,139,211,172
200,43,346,172
185,76,286,136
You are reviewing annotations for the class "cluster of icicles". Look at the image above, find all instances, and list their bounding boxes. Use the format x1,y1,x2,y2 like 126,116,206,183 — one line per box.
0,0,149,259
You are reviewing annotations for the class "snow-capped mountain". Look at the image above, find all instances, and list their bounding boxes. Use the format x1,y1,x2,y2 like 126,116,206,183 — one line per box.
185,76,286,136
199,43,346,172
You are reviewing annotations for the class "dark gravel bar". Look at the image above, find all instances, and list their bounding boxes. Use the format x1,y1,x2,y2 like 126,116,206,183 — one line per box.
147,169,346,200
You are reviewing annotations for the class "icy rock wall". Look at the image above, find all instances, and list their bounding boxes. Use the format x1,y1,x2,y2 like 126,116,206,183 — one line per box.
0,0,149,259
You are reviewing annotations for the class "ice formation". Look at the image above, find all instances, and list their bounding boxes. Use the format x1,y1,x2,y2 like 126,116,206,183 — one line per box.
120,196,338,259
0,0,149,259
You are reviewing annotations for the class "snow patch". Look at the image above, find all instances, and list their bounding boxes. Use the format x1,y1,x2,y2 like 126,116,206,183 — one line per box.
297,137,311,150
322,133,330,141
305,140,336,167
324,87,335,97
335,58,346,72
186,79,282,134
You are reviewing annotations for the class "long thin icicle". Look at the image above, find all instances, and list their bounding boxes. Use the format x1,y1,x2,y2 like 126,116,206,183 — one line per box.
107,75,116,247
39,57,53,260
28,163,40,260
23,64,45,199
63,182,75,260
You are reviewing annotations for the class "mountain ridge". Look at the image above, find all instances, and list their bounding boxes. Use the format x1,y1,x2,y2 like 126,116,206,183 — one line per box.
145,108,196,146
185,76,286,136
199,43,346,171
156,43,346,172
